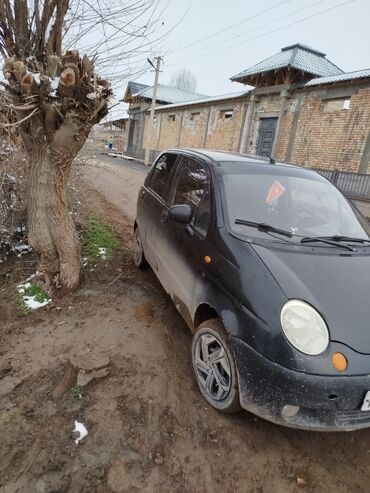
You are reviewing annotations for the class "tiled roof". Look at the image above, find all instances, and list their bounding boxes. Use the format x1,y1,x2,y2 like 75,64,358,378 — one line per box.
133,84,208,104
152,90,249,112
301,68,370,87
127,81,149,95
231,43,343,82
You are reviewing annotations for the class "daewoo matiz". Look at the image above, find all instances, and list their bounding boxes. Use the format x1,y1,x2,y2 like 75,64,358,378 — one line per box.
134,148,370,430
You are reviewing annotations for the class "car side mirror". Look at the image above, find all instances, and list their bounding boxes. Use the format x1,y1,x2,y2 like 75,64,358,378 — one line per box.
168,204,193,224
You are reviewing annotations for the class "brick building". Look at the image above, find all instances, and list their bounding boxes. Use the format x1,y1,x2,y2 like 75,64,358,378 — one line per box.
124,44,370,173
123,81,207,160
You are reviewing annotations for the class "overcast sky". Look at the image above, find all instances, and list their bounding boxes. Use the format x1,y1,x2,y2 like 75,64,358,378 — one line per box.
109,0,370,119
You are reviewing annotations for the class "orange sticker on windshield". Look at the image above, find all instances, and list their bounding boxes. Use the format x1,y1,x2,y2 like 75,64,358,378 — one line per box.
265,180,286,204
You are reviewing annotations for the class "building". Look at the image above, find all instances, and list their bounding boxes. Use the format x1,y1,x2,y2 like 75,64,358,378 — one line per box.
123,81,207,160
124,44,370,173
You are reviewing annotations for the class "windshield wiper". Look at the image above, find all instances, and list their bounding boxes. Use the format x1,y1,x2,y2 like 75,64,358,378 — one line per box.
318,235,370,244
300,236,355,251
235,219,293,238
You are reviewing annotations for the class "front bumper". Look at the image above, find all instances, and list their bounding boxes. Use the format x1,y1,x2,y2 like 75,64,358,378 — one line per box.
231,337,370,431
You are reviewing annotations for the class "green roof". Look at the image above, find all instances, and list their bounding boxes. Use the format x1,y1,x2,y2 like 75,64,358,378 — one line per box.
231,43,343,83
134,84,208,104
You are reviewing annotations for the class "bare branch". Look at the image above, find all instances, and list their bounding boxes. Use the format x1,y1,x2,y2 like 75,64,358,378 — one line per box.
0,107,39,127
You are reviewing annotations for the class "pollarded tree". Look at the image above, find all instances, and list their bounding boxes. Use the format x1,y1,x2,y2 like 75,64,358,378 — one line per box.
0,0,166,295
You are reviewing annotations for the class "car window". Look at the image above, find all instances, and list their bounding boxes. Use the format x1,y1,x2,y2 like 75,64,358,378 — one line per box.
173,158,211,235
149,153,178,199
222,171,369,240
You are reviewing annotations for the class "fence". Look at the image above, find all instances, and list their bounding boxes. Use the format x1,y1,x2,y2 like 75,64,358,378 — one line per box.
312,169,370,201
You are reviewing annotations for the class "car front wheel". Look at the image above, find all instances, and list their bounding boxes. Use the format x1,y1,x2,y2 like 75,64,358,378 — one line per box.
192,319,241,413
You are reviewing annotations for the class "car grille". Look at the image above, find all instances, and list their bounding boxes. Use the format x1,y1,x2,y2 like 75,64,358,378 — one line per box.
336,409,370,427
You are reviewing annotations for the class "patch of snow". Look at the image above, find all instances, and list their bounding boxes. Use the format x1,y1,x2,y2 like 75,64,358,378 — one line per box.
87,85,105,101
16,278,51,311
12,244,32,255
50,77,59,91
23,296,51,310
33,73,41,84
87,92,98,100
107,152,135,161
73,420,88,444
97,247,107,260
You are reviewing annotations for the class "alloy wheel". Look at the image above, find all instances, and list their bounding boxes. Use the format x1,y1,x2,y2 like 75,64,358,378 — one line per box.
194,333,232,401
133,229,142,263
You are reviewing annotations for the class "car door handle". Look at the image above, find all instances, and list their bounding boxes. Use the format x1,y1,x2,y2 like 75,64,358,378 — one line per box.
160,211,168,223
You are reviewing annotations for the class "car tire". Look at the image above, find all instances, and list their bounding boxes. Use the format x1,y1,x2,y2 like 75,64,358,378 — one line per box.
133,226,147,269
192,319,241,413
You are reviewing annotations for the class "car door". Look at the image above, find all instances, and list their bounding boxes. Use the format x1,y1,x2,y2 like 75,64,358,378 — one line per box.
137,152,179,269
154,156,212,325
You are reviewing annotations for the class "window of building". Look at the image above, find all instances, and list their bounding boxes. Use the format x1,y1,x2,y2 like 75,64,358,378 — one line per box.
220,109,234,119
323,98,351,112
190,112,201,121
149,153,178,200
168,114,176,122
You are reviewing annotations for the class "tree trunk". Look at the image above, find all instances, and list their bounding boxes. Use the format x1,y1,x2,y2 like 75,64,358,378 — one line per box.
2,48,110,297
28,144,82,294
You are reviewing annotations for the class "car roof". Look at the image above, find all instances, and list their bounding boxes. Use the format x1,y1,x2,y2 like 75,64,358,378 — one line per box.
164,147,325,180
166,147,270,164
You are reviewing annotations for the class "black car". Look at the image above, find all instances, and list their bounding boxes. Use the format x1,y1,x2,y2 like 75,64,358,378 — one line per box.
134,148,370,431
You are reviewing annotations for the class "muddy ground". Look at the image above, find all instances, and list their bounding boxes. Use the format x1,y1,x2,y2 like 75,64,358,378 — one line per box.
1,149,370,493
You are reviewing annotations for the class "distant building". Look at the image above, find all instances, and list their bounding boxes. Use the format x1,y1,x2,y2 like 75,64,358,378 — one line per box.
97,116,129,151
122,81,208,160
124,44,370,173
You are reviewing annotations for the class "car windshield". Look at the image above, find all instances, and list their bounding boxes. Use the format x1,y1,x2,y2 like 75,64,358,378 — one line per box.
222,170,370,242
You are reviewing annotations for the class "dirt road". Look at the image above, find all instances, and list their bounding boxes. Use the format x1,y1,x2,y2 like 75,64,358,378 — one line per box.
81,154,370,492
80,152,149,223
1,152,370,493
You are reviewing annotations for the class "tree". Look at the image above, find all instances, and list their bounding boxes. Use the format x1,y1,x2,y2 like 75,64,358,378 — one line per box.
0,0,167,295
170,68,197,92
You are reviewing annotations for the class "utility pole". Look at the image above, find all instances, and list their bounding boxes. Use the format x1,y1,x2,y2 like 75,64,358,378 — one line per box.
144,56,162,165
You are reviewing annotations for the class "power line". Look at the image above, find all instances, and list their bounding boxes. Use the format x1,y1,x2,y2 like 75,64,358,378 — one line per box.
166,0,357,68
169,0,294,55
165,0,326,63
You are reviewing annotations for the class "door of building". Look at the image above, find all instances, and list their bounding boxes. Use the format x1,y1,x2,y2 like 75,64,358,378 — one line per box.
257,118,277,157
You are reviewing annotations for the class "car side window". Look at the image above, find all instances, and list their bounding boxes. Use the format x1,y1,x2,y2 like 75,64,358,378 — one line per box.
173,158,211,236
149,153,178,200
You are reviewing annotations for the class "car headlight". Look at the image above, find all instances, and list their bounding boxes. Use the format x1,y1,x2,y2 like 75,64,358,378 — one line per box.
280,300,329,355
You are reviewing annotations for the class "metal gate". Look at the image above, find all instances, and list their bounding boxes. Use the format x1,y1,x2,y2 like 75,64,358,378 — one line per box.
257,118,277,157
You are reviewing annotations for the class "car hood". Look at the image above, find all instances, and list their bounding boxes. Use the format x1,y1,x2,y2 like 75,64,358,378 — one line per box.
252,244,370,354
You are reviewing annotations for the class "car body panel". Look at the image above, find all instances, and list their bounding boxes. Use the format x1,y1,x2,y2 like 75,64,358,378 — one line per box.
233,337,370,431
135,147,370,430
252,243,370,355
